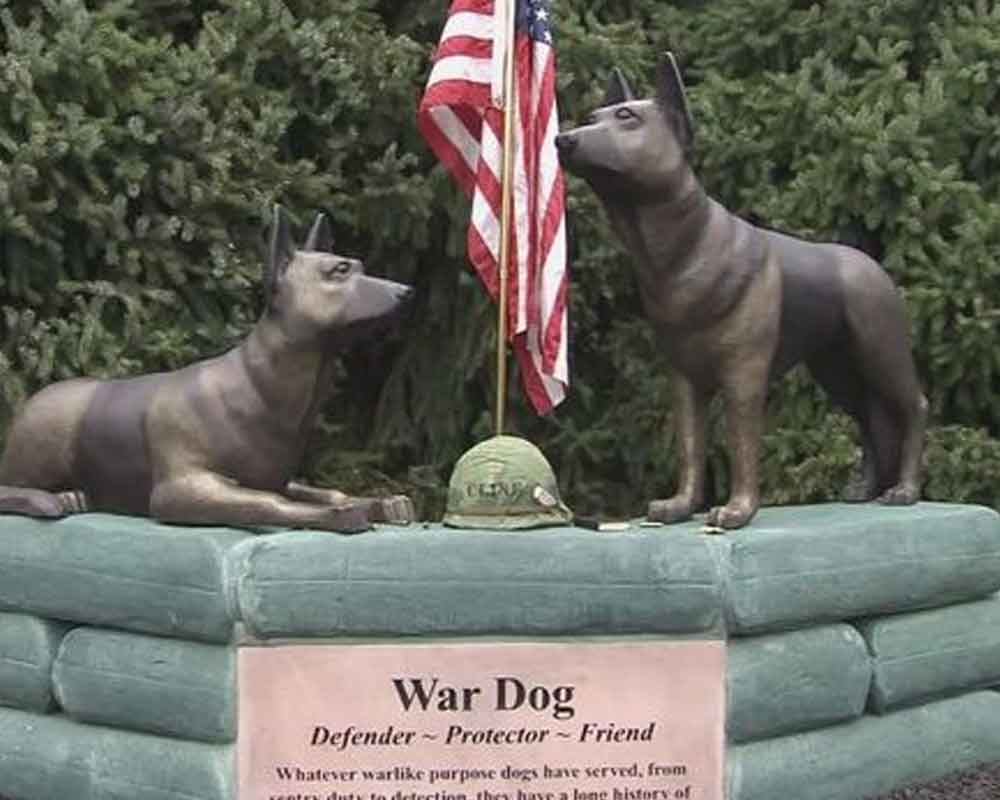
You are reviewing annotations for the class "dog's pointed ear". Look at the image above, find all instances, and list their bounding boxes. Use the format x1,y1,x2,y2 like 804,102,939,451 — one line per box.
303,212,334,252
267,204,295,300
602,67,635,107
656,52,695,148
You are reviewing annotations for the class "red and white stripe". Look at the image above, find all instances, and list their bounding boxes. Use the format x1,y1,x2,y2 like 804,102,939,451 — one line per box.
418,0,569,415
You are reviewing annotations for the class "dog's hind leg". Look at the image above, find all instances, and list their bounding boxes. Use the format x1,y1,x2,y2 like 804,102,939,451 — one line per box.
887,412,927,504
0,378,97,520
866,385,926,505
840,258,928,504
806,354,881,502
648,374,711,524
864,395,904,497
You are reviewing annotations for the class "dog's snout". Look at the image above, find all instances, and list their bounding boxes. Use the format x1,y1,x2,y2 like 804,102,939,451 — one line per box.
397,285,415,303
554,133,577,155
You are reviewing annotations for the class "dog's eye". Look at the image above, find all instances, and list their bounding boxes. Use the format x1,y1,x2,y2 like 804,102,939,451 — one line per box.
323,261,353,279
615,107,638,122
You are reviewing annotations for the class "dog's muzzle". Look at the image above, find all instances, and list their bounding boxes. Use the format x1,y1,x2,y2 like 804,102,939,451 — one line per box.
554,133,577,156
397,285,416,305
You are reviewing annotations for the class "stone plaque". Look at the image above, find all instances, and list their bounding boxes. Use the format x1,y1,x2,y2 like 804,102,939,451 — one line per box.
238,640,724,800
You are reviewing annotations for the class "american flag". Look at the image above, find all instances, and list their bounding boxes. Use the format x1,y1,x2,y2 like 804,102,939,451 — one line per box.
418,0,569,415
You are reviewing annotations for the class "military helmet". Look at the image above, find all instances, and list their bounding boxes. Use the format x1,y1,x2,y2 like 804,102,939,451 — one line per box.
443,435,573,530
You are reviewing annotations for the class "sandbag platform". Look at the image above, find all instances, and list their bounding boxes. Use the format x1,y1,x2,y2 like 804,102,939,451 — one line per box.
1,502,999,800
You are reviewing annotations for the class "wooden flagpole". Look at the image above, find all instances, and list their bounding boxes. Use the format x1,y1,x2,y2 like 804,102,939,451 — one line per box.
495,0,517,436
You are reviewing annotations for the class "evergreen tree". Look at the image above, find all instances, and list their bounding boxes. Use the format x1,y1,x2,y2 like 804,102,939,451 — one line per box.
1,0,997,517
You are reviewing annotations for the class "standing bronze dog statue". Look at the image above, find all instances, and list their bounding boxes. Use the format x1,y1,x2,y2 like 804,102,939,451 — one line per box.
555,55,927,529
0,206,414,533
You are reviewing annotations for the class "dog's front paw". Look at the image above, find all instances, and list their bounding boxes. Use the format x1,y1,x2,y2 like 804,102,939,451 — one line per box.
371,495,416,525
57,490,89,515
0,488,67,518
318,504,372,534
706,498,757,530
647,497,695,524
877,483,920,506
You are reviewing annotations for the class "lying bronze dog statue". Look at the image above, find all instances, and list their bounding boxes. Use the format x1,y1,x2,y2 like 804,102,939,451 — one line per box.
0,206,414,533
555,55,927,529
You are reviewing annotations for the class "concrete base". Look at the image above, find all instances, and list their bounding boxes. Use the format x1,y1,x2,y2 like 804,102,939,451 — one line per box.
52,627,235,743
727,625,871,743
0,514,249,643
0,613,69,713
0,502,997,800
858,594,1000,712
728,692,1000,800
0,708,232,800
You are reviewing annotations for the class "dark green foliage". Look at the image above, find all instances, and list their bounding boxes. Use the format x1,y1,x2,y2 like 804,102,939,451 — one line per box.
0,0,997,517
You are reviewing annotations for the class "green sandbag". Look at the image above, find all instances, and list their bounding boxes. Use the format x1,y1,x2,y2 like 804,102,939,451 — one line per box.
858,594,1000,713
714,503,1000,635
234,526,724,639
0,514,250,643
0,707,233,800
728,625,872,743
0,612,70,712
52,627,235,743
727,691,1000,800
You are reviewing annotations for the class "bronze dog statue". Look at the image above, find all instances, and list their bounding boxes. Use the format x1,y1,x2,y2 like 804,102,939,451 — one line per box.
555,55,927,529
0,206,415,533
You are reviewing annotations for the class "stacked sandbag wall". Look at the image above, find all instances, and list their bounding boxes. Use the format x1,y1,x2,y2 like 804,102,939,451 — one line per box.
0,515,245,800
719,504,1000,800
1,503,999,800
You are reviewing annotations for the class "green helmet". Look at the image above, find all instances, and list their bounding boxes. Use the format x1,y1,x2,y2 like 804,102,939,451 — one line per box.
443,435,573,530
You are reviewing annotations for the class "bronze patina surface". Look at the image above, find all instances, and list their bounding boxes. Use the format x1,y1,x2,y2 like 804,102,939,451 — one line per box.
555,55,927,529
0,207,414,533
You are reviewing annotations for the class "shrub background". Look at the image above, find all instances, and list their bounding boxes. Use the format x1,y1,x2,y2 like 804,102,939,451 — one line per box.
1,0,997,517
